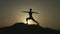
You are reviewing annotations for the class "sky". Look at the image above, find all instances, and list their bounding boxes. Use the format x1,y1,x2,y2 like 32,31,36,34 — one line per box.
0,0,60,30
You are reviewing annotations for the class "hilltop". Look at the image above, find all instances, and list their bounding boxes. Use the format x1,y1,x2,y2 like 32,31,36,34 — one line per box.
0,22,60,34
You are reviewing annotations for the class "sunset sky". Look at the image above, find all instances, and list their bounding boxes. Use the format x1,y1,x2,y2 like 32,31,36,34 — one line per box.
0,0,60,30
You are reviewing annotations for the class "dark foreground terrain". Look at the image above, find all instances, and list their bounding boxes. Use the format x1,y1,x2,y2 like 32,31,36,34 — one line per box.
0,22,60,34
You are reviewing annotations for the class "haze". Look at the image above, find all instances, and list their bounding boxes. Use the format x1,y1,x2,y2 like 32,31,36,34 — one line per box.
0,0,60,30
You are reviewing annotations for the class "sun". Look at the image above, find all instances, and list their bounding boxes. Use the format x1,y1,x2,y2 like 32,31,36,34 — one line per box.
28,20,32,24
24,19,36,25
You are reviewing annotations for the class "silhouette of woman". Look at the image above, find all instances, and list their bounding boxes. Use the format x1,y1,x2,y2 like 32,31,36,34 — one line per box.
26,8,39,25
22,8,39,25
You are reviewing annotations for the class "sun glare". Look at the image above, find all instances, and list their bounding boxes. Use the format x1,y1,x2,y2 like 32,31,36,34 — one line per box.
27,20,36,25
28,20,32,24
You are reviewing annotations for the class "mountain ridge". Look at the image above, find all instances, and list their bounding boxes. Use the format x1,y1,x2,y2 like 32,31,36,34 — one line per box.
0,22,60,34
